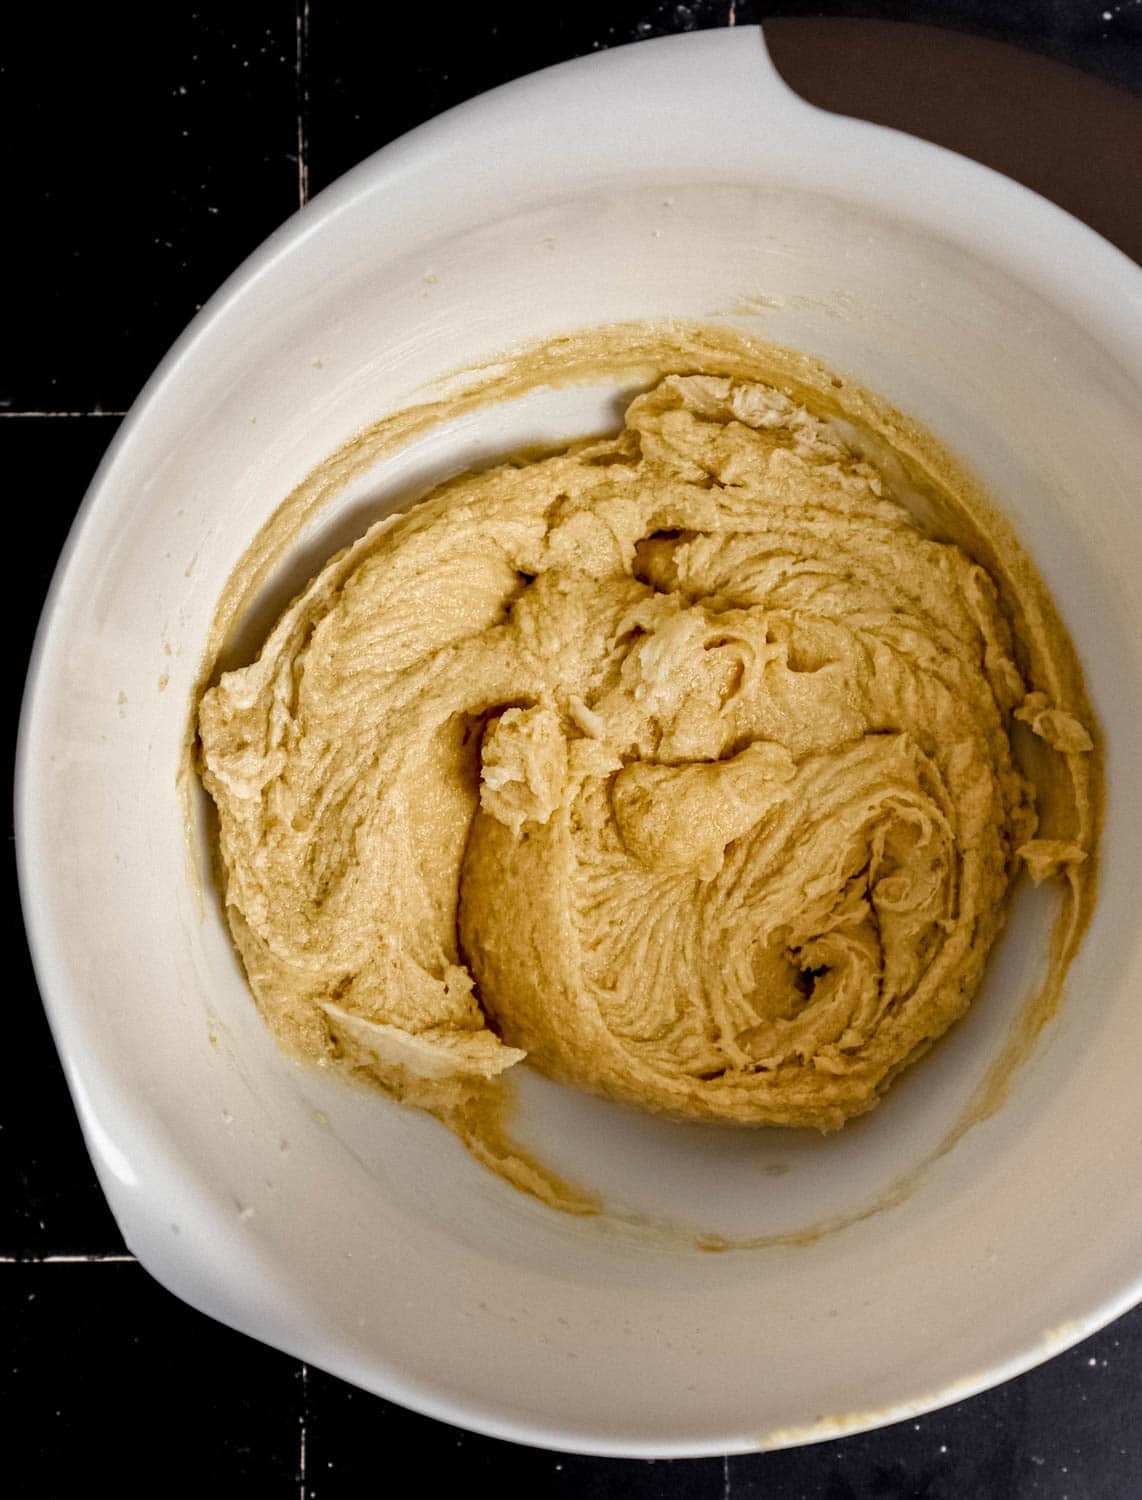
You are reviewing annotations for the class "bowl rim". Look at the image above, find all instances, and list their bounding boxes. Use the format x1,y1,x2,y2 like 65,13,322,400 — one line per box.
16,24,1142,1456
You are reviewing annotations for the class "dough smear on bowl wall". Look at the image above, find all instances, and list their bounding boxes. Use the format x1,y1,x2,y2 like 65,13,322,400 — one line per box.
195,324,1100,1205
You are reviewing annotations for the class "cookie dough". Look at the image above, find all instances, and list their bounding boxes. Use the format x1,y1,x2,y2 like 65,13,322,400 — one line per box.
198,356,1098,1144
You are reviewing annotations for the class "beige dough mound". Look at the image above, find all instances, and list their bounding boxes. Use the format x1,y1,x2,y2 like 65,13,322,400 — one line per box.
198,370,1096,1133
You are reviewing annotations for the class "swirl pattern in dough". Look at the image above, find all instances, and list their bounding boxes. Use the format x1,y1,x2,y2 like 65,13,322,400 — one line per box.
199,369,1096,1137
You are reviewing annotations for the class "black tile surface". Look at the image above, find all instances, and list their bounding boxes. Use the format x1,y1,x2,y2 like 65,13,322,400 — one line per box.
3,1264,301,1494
304,1367,725,1498
3,7,298,412
303,1,730,196
8,2,1142,1495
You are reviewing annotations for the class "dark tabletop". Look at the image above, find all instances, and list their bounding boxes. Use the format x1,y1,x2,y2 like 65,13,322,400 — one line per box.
5,3,1141,1495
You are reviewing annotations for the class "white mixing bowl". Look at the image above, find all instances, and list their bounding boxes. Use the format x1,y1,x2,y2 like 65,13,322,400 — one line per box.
17,28,1142,1455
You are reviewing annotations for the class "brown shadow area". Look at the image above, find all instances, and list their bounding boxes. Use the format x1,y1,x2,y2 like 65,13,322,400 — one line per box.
764,16,1142,265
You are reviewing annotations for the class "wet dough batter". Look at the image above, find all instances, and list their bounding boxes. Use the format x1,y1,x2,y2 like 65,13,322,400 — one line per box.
198,354,1098,1144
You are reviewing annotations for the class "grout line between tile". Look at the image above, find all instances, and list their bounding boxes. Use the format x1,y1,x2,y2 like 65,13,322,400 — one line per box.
723,1453,732,1498
0,411,127,418
295,0,310,207
43,1253,138,1263
728,0,737,24
0,1253,138,1263
298,1360,309,1500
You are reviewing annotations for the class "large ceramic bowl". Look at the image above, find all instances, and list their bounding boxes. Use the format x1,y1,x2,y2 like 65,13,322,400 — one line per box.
17,28,1142,1456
